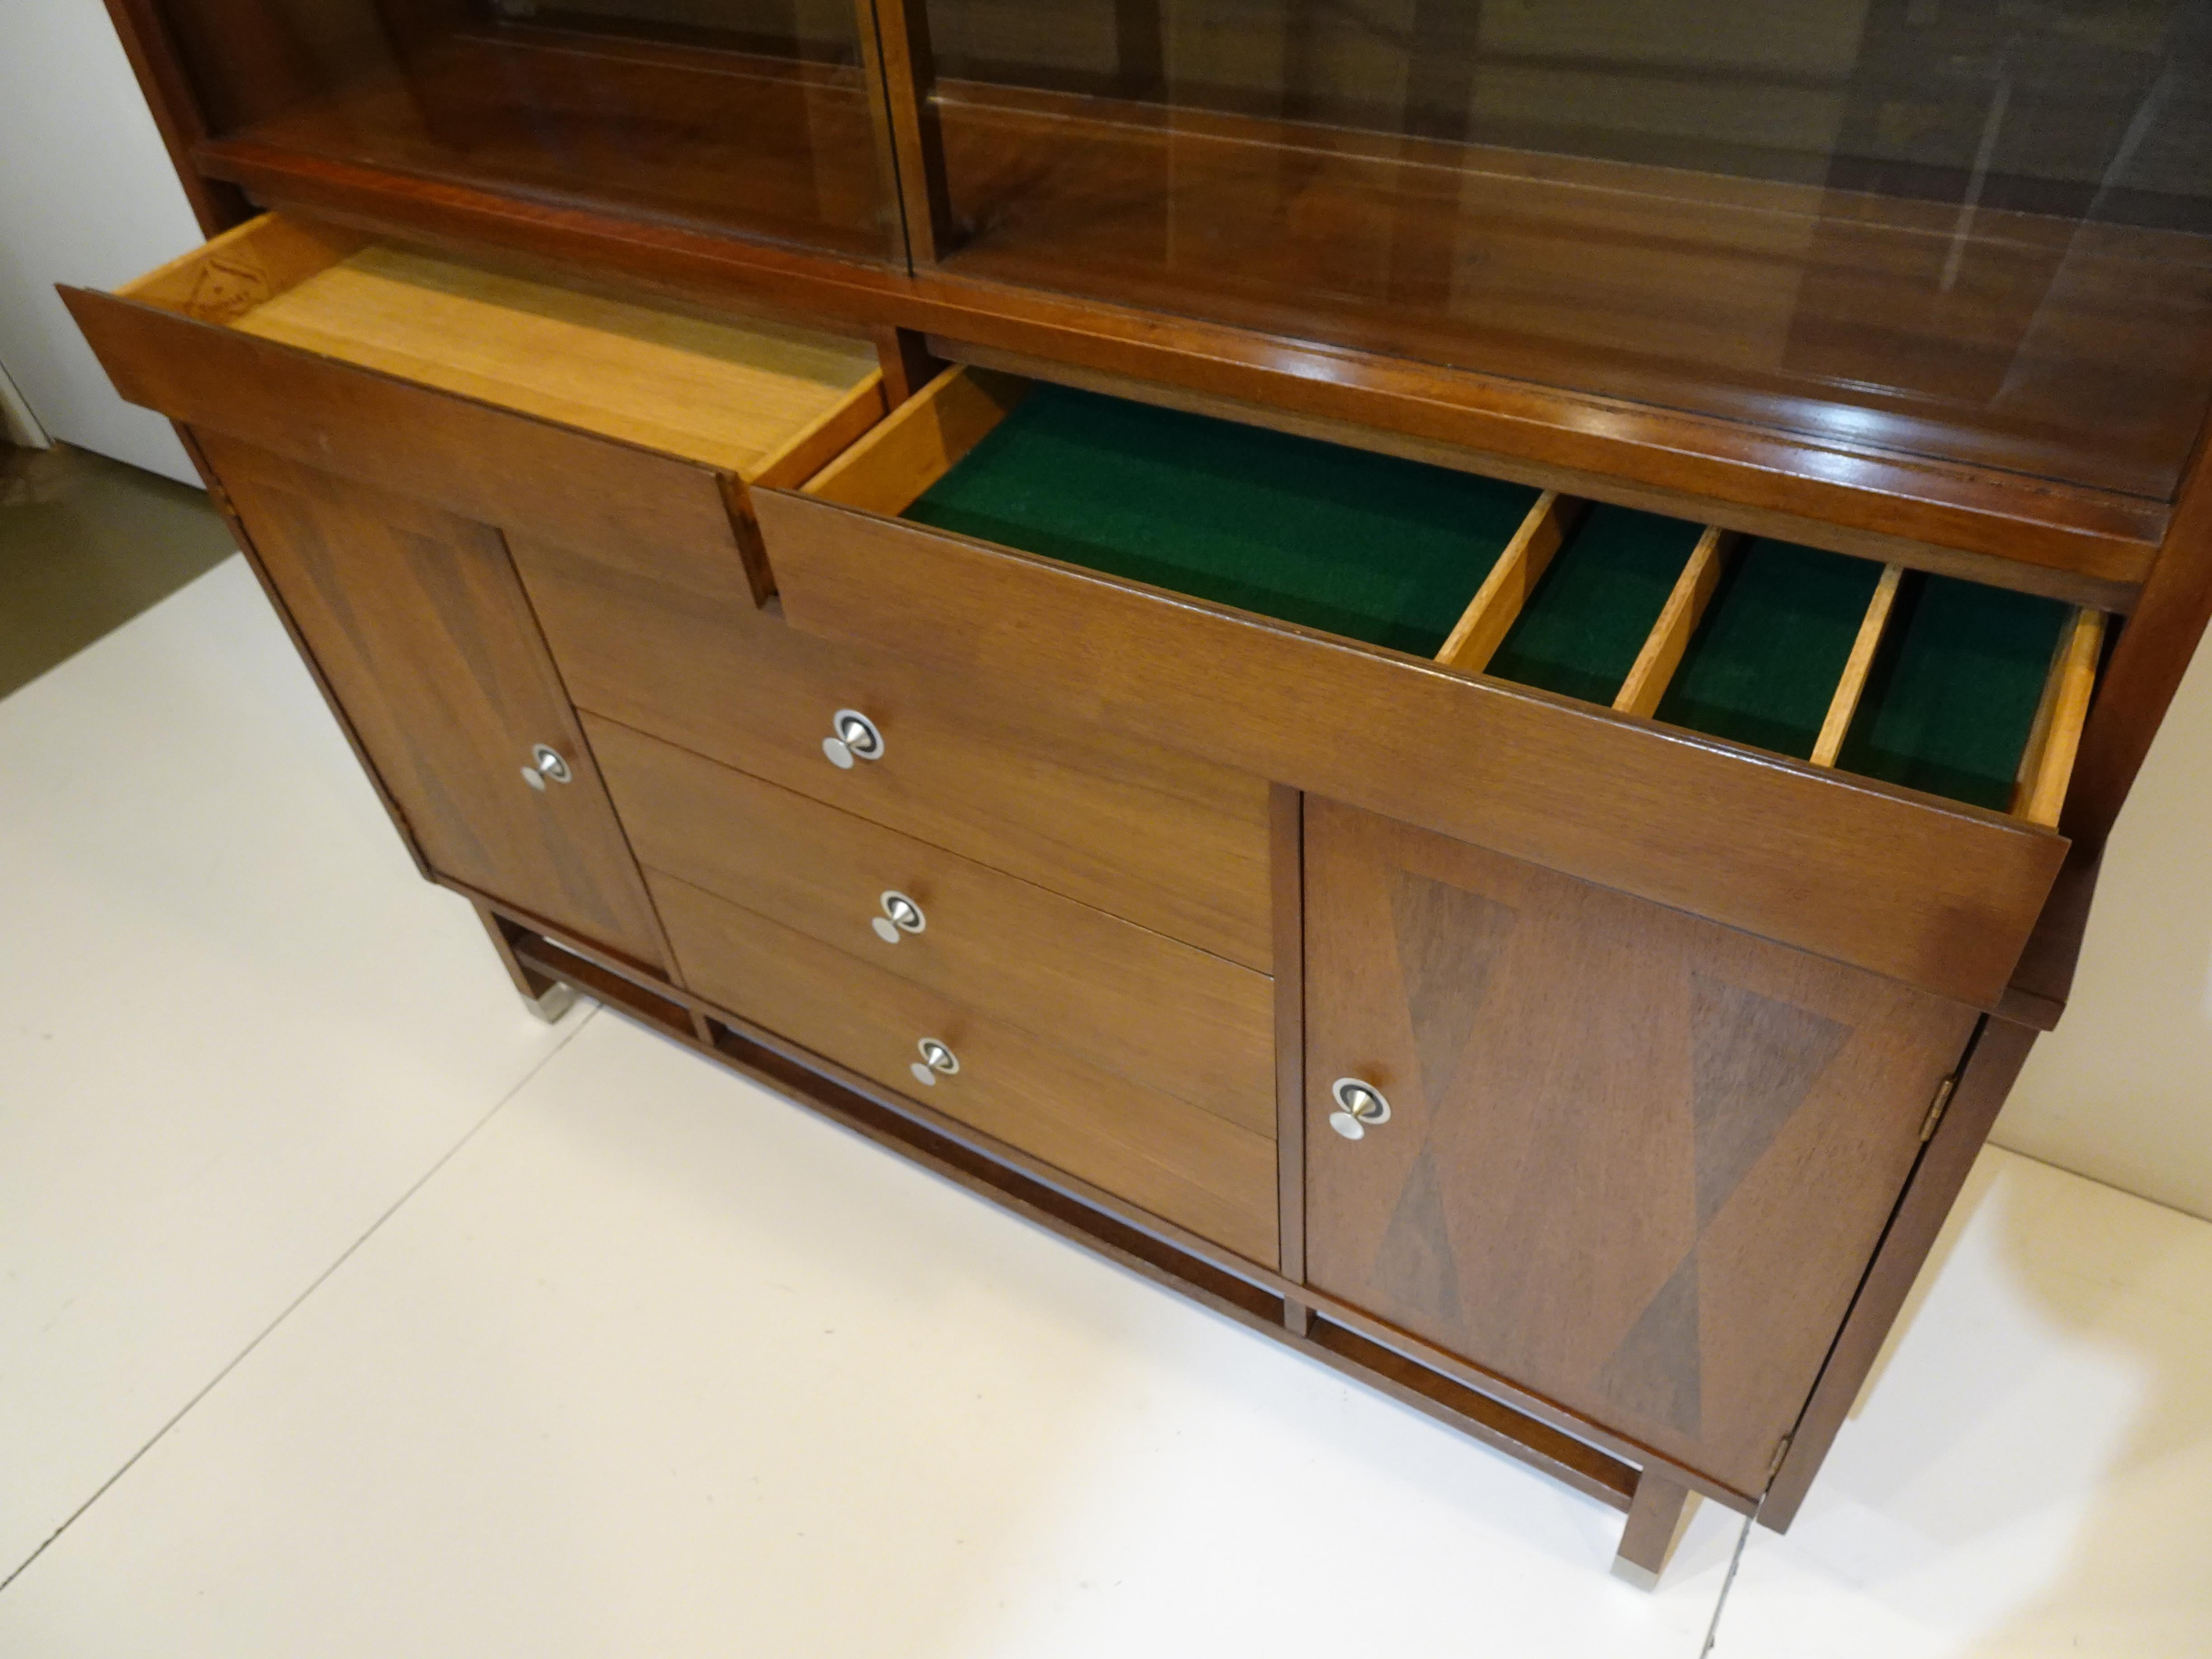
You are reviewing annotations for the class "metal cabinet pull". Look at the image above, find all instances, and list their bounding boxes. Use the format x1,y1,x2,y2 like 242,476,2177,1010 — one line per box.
822,708,885,769
910,1037,960,1087
1328,1077,1392,1140
520,744,572,791
872,890,926,943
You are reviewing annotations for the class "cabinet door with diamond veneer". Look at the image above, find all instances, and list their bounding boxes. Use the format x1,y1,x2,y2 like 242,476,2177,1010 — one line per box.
1303,797,1977,1493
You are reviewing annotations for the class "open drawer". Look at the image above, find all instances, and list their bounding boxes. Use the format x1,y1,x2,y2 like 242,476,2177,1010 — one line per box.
61,212,888,592
755,370,2105,1009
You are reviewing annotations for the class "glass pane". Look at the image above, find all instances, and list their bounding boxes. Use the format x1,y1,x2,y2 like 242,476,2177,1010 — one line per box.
162,0,895,259
926,0,2212,499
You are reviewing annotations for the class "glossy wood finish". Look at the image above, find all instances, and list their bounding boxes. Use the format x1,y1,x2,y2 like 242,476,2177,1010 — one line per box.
1301,797,1977,1492
500,528,1273,971
759,486,2068,1008
232,29,894,260
941,341,2142,616
654,872,1277,1261
194,142,2169,589
196,431,671,970
589,716,1275,1132
932,84,2212,504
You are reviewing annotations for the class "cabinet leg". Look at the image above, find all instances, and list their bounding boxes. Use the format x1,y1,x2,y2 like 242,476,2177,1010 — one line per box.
474,902,577,1023
1611,1470,1696,1590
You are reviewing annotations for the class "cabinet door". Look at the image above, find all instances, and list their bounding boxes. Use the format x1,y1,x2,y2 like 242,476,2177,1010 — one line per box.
198,430,669,971
1303,796,1976,1492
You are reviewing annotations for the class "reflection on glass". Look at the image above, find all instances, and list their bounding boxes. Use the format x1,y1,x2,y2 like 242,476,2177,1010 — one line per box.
926,0,2212,498
163,0,894,258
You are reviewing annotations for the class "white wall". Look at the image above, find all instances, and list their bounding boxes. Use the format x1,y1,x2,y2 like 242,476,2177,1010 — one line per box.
1996,629,2212,1220
0,0,206,482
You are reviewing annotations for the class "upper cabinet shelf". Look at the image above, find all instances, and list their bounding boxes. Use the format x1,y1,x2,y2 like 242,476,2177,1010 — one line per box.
143,0,2212,591
915,0,2212,507
159,0,899,259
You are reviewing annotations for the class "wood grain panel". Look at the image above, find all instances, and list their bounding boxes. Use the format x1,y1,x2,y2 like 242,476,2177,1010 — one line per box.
193,139,2169,588
501,529,1272,970
198,431,669,969
590,717,1275,1132
61,282,745,574
655,873,1277,1263
1302,797,1977,1491
759,488,2068,1008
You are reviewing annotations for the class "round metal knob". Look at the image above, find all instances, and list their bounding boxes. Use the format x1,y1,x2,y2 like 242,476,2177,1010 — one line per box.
1328,1077,1391,1141
871,890,926,943
822,708,885,769
520,744,572,791
910,1038,959,1087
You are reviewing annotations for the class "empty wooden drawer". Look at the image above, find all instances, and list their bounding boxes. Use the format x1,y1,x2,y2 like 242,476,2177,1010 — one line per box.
500,526,1273,971
588,715,1277,1134
755,369,2099,1008
655,875,1278,1263
63,212,887,595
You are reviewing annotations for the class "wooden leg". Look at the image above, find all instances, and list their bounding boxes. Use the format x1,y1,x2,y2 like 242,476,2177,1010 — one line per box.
1283,1292,1313,1336
1612,1470,1696,1590
473,902,577,1024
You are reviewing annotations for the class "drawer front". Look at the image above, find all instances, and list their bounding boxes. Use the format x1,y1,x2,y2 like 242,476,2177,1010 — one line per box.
757,486,2067,1008
63,281,747,581
1303,797,1978,1493
202,432,671,970
590,716,1276,1133
654,874,1278,1264
502,530,1272,971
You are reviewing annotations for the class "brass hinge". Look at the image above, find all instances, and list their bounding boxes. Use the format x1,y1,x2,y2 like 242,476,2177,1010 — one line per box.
1766,1435,1793,1481
1919,1076,1958,1143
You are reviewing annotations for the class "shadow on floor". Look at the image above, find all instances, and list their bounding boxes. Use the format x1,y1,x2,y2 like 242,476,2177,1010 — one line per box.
0,442,237,698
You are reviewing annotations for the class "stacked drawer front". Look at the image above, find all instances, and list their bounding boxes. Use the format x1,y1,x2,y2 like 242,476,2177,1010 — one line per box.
506,520,1280,1263
588,718,1278,1263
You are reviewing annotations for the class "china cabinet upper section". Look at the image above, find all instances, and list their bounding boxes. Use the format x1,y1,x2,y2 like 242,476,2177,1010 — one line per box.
127,0,2212,562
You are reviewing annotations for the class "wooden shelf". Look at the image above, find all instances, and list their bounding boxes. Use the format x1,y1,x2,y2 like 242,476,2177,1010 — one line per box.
933,82,2212,506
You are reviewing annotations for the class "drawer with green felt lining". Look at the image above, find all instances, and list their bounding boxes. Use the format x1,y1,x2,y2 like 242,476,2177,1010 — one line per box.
756,364,2100,1006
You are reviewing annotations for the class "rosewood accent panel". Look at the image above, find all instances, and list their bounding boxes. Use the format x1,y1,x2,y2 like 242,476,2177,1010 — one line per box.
1302,796,1978,1493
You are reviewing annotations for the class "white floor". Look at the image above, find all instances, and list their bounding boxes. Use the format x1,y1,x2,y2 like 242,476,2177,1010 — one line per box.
1,556,2207,1657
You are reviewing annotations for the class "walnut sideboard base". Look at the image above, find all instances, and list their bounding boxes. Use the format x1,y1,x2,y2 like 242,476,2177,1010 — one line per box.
461,874,2036,1589
66,215,2115,1591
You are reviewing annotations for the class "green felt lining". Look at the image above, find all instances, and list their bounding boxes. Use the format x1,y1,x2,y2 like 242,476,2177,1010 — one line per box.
1485,505,1702,704
902,384,1540,656
1835,572,2067,811
1655,539,1884,760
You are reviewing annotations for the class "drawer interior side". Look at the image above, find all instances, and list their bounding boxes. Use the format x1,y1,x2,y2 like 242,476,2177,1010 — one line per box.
115,214,885,481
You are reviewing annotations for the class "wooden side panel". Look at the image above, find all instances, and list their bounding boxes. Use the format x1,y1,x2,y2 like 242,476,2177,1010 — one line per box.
590,716,1275,1134
759,489,2068,1008
199,431,669,970
1301,797,1978,1493
654,873,1278,1263
501,528,1274,970
60,285,745,574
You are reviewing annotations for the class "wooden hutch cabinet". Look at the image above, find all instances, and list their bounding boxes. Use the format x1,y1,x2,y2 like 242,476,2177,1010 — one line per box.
74,0,2212,1584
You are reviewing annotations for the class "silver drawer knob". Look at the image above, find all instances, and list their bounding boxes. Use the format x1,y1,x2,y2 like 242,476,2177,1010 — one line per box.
872,890,925,943
1328,1078,1391,1141
823,708,885,769
520,744,572,790
910,1037,960,1087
